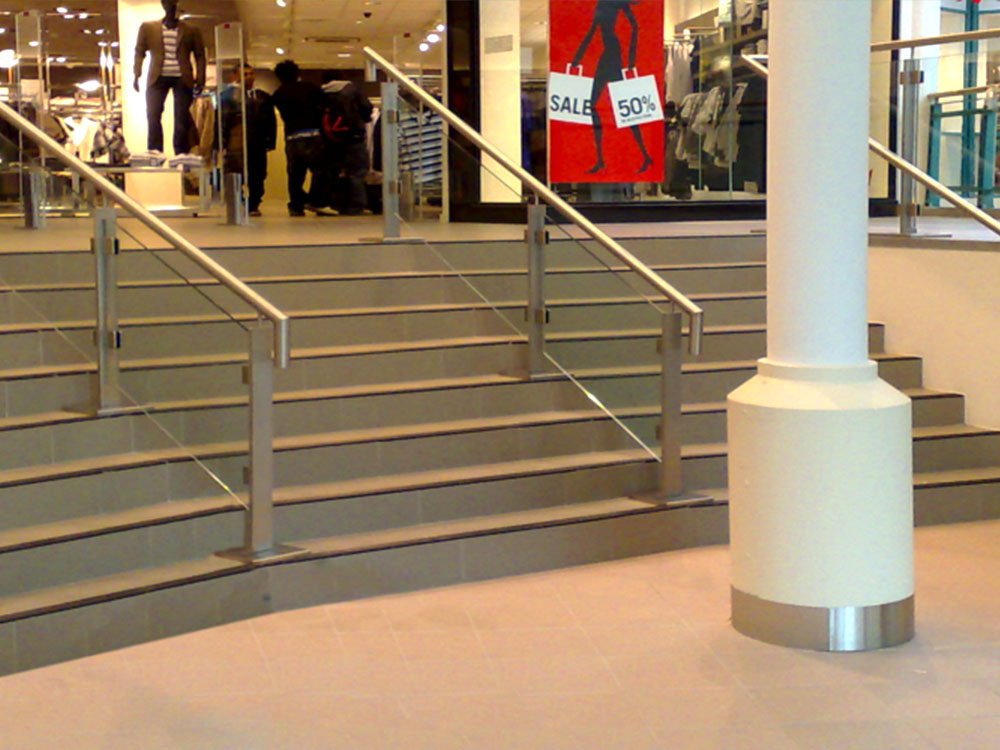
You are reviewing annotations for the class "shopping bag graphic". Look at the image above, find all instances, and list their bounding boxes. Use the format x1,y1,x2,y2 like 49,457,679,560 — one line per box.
548,65,595,125
608,69,664,128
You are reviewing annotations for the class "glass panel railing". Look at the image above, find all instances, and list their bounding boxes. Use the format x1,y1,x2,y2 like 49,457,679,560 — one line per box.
392,93,674,463
0,145,253,552
870,38,1000,236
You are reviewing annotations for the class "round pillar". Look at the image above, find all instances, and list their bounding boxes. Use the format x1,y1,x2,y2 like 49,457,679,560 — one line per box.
726,0,914,651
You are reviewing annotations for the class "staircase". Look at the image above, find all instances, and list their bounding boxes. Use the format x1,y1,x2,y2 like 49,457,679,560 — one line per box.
0,230,997,673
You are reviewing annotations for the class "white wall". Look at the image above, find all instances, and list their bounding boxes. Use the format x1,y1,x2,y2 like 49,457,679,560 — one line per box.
869,243,1000,429
479,0,522,203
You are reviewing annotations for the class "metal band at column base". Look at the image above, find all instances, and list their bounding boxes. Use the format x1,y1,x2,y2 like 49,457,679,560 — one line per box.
731,587,914,652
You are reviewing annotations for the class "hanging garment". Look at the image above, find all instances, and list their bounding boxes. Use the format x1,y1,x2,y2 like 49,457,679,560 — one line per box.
189,95,216,164
706,82,749,167
665,43,693,106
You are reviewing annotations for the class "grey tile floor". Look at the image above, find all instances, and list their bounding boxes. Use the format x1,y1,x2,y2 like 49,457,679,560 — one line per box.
1,519,999,748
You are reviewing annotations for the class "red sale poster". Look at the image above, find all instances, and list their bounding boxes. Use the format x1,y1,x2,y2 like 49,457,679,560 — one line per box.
548,0,665,184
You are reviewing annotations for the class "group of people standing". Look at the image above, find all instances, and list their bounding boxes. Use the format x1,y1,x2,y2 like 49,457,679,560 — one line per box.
225,59,374,217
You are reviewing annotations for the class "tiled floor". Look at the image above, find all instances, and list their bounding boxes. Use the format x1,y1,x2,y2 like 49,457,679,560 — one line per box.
1,519,999,748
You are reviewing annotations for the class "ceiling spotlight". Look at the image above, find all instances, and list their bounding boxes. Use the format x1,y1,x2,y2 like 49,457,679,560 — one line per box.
78,12,87,19
436,23,445,32
276,0,287,6
0,49,17,69
95,28,104,35
275,46,285,54
83,29,92,34
418,42,429,52
97,41,107,47
0,28,6,34
426,33,440,43
55,6,68,13
55,55,66,62
63,13,75,19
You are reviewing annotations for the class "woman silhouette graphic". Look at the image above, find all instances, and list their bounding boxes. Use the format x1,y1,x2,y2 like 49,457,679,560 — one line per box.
571,0,653,174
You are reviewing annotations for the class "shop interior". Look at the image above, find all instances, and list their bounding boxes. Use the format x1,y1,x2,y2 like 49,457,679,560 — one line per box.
0,1,962,221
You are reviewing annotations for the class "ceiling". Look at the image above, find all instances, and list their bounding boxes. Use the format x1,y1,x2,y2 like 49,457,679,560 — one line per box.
1,0,550,71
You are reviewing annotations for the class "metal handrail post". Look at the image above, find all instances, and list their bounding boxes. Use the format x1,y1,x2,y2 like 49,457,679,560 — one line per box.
92,207,122,413
381,81,401,239
247,323,275,553
658,311,684,496
219,323,303,564
899,58,922,235
525,202,547,376
23,164,45,229
225,172,247,225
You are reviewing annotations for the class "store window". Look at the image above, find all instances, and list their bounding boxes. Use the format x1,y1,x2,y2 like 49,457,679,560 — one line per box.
448,0,899,221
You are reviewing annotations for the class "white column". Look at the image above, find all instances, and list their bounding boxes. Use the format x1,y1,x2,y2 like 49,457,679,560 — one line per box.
726,0,914,651
479,0,522,203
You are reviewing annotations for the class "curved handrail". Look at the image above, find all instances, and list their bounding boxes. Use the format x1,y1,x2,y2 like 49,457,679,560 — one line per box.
0,99,290,367
362,46,704,356
739,55,1000,242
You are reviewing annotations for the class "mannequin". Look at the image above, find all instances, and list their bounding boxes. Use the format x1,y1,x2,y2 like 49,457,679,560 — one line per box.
133,0,205,154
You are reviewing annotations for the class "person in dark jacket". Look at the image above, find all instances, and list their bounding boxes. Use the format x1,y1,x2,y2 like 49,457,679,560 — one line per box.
272,60,332,216
221,64,277,216
321,75,374,215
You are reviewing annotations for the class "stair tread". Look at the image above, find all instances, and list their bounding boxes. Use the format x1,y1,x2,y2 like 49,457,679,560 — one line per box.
1,261,767,293
915,466,1000,487
913,424,999,440
0,292,770,334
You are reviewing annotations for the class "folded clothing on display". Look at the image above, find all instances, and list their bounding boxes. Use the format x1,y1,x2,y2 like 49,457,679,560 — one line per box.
130,149,166,166
167,153,204,168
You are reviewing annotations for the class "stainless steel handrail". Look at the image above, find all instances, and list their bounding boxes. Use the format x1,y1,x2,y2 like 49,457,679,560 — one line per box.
740,55,1000,241
362,46,704,355
871,28,1000,53
0,99,290,367
927,84,994,101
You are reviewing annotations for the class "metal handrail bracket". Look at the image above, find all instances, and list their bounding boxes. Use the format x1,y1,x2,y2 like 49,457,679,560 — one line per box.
362,46,704,356
0,99,290,367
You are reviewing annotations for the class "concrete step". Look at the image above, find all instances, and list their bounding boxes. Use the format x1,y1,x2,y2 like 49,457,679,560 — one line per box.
0,235,766,287
0,489,728,674
0,262,769,325
0,449,658,597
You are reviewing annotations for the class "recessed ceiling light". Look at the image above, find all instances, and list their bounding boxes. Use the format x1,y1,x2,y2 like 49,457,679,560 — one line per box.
275,46,285,54
63,13,75,19
55,55,66,62
95,28,104,35
55,6,68,13
28,40,39,47
427,33,440,44
337,53,350,58
436,23,445,32
78,12,87,19
110,41,118,47
418,42,429,52
0,28,6,34
276,0,287,6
